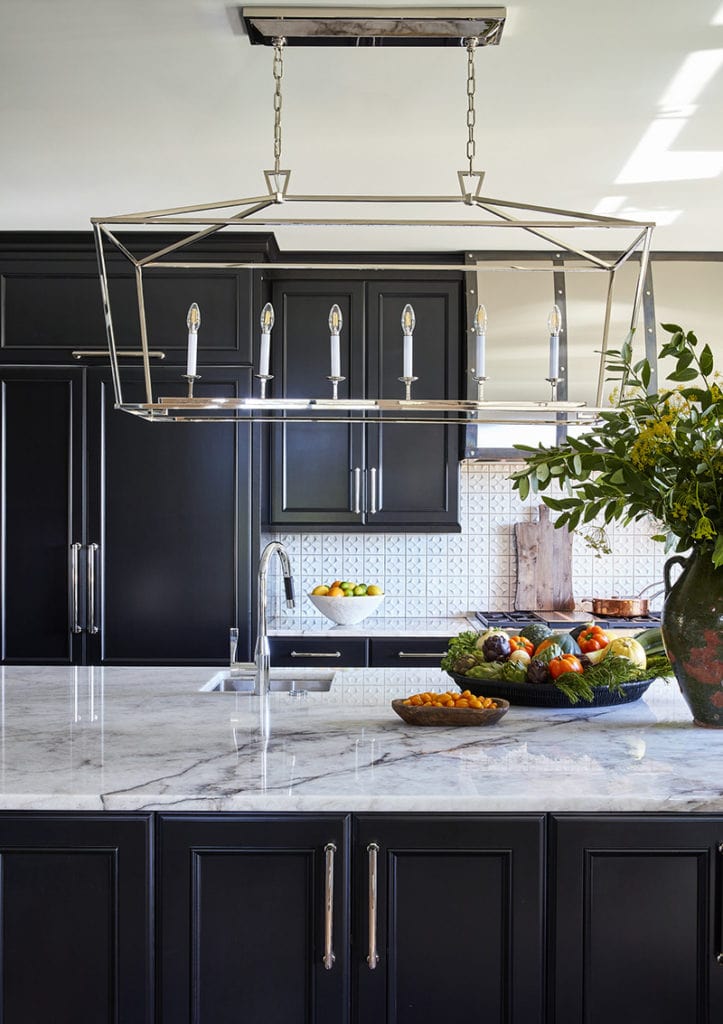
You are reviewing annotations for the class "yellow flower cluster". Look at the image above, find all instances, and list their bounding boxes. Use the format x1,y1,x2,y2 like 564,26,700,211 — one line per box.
630,414,675,470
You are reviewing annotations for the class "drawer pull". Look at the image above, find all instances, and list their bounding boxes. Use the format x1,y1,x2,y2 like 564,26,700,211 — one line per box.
323,842,336,970
397,651,447,659
290,650,341,658
367,842,380,969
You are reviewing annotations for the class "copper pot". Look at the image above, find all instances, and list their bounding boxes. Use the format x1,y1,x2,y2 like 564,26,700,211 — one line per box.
583,582,664,619
584,596,650,618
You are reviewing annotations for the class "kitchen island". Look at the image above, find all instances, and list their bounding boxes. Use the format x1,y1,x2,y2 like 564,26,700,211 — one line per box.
1,665,722,1024
0,664,717,812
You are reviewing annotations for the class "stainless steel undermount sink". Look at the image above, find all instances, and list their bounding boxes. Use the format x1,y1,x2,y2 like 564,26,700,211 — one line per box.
200,665,335,694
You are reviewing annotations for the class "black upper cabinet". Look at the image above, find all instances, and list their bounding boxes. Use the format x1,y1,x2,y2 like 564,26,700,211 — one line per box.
551,815,723,1024
268,276,462,530
0,232,272,365
0,813,153,1024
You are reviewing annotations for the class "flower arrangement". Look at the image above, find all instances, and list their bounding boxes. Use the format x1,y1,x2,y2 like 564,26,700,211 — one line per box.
510,324,723,568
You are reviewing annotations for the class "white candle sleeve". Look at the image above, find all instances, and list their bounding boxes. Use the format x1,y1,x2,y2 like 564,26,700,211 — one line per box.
260,332,271,377
403,335,413,378
186,331,197,377
331,335,341,378
475,332,486,378
548,333,559,379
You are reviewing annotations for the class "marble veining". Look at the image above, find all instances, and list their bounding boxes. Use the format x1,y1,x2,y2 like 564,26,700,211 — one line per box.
0,665,720,813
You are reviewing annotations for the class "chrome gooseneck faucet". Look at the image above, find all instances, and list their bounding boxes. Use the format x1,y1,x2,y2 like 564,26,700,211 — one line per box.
255,541,295,696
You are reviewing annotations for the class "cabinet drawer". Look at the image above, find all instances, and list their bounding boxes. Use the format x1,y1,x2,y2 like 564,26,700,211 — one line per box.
369,637,452,667
269,638,368,667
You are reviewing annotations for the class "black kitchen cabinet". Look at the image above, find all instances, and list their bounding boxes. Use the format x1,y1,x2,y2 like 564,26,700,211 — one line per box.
0,232,270,365
354,814,546,1024
86,366,253,664
368,637,453,667
158,814,351,1024
269,637,369,667
550,814,723,1024
0,367,84,663
0,813,153,1024
0,363,255,665
268,277,461,530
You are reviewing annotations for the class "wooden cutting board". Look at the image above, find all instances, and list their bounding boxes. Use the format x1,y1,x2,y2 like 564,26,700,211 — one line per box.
514,504,575,611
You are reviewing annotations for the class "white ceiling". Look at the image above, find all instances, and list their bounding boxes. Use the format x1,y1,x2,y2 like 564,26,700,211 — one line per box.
2,0,723,252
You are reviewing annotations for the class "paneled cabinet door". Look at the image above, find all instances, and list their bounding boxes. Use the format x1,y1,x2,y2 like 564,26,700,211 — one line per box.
159,814,351,1024
270,279,366,526
0,367,85,663
0,813,153,1024
86,366,254,665
354,814,545,1024
365,281,461,527
551,815,723,1024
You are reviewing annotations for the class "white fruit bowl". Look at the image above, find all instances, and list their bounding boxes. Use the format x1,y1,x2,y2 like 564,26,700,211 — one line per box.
308,593,385,626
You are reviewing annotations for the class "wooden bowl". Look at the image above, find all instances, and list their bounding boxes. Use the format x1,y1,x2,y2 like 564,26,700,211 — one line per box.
391,697,509,727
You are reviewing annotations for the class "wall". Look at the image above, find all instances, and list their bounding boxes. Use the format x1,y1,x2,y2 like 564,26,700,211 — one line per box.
263,461,667,624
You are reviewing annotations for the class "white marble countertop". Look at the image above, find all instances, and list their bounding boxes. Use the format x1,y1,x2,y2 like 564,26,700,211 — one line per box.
267,615,476,637
0,665,720,814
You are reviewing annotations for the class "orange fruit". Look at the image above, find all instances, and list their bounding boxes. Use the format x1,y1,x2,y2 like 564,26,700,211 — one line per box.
327,586,344,597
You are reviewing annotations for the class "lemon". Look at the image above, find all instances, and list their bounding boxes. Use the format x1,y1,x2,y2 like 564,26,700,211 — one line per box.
367,584,383,596
311,585,330,596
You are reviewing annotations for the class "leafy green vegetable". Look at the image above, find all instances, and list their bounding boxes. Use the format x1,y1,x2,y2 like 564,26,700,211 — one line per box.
440,631,479,674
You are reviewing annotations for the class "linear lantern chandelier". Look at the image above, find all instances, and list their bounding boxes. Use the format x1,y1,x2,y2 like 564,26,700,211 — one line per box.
91,6,655,425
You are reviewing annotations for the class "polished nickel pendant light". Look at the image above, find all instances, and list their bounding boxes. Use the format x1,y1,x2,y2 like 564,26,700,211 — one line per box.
91,6,654,425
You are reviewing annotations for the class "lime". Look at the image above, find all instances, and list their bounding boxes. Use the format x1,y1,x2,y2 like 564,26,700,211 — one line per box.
353,584,367,596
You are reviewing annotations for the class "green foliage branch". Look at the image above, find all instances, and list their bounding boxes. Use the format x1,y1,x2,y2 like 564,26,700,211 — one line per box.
510,324,723,569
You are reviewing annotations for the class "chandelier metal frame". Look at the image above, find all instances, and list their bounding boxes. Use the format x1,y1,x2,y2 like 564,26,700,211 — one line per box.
91,6,654,425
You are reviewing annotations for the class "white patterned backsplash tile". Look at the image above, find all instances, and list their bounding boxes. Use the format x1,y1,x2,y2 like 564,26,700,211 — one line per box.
262,461,667,620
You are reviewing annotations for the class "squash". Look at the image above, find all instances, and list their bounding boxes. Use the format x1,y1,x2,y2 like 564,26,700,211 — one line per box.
534,632,582,658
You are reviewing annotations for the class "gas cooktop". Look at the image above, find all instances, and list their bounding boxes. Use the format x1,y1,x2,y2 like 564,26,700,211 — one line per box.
475,610,662,631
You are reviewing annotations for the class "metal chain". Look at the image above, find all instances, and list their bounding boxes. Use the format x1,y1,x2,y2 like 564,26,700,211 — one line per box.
272,36,286,175
465,37,478,175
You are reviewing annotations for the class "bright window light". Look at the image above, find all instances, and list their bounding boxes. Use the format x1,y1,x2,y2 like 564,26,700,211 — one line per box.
712,2,723,25
617,118,723,183
592,196,626,216
659,49,723,114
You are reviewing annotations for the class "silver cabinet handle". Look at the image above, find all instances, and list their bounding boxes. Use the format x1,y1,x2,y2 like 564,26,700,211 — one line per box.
397,651,447,659
87,543,99,635
290,650,341,658
72,350,166,360
323,842,336,970
70,543,82,634
367,842,380,969
718,842,723,965
368,467,378,514
352,467,362,514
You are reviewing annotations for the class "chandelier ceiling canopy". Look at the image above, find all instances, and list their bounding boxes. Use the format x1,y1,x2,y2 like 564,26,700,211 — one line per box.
91,6,654,425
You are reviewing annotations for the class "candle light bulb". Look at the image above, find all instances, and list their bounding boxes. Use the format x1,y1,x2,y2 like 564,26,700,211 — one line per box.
472,303,487,380
473,304,487,335
401,303,416,337
547,304,562,336
260,302,274,333
328,304,343,336
186,302,200,379
187,302,201,333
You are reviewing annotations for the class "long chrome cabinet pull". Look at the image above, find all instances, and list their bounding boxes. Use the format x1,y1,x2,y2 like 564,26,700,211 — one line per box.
718,842,723,965
70,543,82,634
323,842,336,970
397,651,447,659
368,467,377,514
290,651,341,659
367,842,380,969
87,543,99,635
71,349,166,360
352,467,362,514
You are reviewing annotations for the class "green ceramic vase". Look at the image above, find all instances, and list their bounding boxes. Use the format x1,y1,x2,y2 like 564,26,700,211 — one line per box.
661,547,723,727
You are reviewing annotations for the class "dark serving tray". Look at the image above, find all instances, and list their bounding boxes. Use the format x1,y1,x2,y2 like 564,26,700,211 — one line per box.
446,671,654,708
